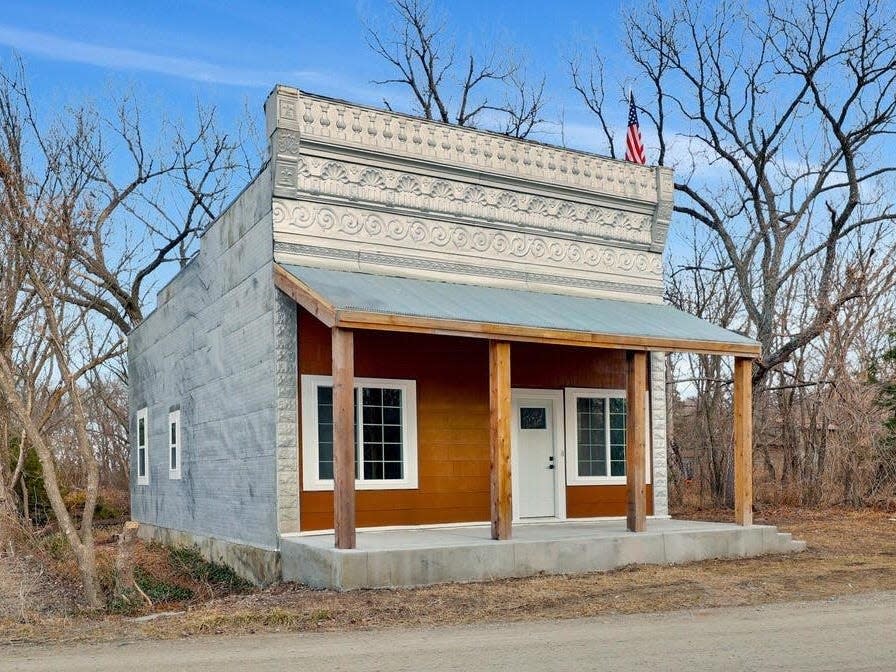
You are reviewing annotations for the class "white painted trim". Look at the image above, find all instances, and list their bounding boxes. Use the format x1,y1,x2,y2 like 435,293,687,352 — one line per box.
168,410,181,480
301,374,419,491
563,387,651,486
136,407,149,486
511,389,566,522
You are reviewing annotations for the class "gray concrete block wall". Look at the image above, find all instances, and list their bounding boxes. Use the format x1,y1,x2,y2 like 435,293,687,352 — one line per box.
129,168,284,551
650,351,669,517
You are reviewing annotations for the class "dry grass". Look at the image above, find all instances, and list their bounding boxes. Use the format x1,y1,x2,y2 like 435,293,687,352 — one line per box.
3,507,896,646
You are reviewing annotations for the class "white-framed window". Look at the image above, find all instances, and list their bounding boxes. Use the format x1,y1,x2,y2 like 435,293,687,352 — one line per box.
168,409,181,480
564,388,651,486
301,375,418,491
136,407,149,485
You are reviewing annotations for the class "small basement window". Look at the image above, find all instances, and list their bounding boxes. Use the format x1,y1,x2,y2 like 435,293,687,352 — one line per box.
301,375,418,491
564,388,651,486
168,410,181,480
136,408,149,485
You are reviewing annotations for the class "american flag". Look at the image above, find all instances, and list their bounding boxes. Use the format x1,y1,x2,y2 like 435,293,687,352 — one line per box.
625,93,646,164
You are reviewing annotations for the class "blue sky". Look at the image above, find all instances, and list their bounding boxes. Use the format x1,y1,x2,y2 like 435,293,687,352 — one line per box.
0,0,634,155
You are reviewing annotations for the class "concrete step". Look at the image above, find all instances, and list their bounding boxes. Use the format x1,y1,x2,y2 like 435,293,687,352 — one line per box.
773,531,807,553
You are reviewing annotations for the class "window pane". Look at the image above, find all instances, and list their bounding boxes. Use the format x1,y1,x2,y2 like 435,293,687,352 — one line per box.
317,385,334,480
363,424,383,443
170,421,176,445
363,442,384,462
359,386,403,481
138,448,146,477
364,461,384,480
520,407,547,429
383,461,403,479
381,388,401,406
363,404,382,424
383,425,401,443
138,418,145,446
170,445,177,470
362,387,382,406
609,396,626,477
576,397,606,477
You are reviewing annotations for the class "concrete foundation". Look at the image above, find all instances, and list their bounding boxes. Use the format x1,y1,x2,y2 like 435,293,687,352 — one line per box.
280,519,805,590
138,523,281,586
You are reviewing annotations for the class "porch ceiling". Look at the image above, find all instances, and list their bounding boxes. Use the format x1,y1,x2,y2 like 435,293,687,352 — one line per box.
274,264,761,357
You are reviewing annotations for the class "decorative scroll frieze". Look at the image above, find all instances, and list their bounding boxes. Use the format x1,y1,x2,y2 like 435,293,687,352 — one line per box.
272,200,663,278
266,87,671,204
288,157,653,245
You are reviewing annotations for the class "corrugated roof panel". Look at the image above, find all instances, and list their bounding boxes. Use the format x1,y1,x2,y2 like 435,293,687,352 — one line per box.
279,264,759,350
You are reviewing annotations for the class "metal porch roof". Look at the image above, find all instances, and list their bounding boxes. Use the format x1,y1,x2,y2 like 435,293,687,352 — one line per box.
275,264,760,357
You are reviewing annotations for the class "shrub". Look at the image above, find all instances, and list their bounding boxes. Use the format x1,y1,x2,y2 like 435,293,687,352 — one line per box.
134,567,194,602
168,546,251,592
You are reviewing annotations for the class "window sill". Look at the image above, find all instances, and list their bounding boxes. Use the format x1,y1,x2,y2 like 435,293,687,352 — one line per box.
567,476,629,486
303,478,418,492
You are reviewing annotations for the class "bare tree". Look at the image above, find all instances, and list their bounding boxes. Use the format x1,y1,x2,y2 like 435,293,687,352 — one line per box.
570,49,617,158
365,0,548,137
0,60,254,606
577,0,896,387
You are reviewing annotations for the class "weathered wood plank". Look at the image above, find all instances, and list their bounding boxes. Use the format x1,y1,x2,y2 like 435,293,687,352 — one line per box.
335,310,761,358
734,356,754,527
332,327,356,549
489,340,512,540
626,351,647,533
273,264,337,327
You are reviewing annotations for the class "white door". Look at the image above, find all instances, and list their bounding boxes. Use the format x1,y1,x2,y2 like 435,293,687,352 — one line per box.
515,398,557,518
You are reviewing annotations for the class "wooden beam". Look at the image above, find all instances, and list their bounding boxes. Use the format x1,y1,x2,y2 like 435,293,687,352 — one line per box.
734,356,754,526
626,351,647,533
489,340,512,540
332,327,356,549
335,310,762,358
273,264,337,327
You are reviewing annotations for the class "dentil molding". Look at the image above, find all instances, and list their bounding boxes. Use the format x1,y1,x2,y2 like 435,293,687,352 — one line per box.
265,86,674,206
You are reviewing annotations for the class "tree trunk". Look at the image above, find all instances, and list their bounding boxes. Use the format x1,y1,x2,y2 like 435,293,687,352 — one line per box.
114,521,139,598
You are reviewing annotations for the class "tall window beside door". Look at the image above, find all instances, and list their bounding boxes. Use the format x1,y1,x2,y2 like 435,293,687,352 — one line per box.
564,388,651,485
300,375,418,491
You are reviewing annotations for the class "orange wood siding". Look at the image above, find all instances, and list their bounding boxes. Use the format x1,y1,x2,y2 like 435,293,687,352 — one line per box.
566,484,654,518
299,310,491,531
298,310,655,530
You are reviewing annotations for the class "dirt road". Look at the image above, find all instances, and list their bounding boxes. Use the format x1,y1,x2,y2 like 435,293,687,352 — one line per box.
5,591,895,671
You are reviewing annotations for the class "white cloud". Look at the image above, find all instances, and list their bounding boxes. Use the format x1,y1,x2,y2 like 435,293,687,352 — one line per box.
0,24,321,88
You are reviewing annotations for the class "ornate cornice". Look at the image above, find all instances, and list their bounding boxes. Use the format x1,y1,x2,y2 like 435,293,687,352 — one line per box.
289,156,654,246
272,199,663,279
264,86,675,209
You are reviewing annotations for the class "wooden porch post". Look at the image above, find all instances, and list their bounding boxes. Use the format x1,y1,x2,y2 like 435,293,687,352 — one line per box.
332,327,356,549
489,340,512,540
734,356,754,526
626,351,647,533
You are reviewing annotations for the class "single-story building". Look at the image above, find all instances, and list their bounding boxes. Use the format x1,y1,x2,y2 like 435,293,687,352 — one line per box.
128,85,803,588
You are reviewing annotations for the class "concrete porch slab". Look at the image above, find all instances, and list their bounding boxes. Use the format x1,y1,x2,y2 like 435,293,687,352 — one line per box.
280,519,805,590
